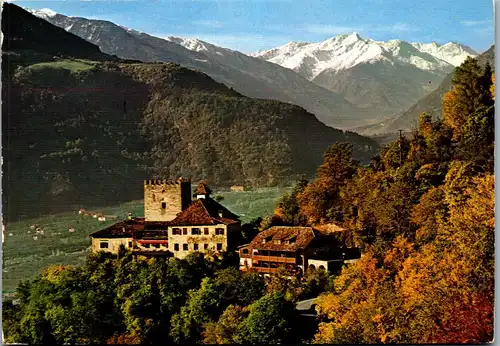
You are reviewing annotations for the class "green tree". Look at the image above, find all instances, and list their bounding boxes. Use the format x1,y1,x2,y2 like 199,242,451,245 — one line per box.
239,293,300,344
202,305,249,344
297,143,358,224
274,178,308,225
443,57,493,140
170,267,265,343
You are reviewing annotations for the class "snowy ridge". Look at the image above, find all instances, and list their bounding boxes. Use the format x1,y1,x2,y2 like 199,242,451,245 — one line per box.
411,41,478,66
26,8,58,20
165,36,212,53
253,33,477,79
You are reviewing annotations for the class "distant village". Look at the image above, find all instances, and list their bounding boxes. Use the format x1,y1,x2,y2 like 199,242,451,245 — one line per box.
89,178,361,276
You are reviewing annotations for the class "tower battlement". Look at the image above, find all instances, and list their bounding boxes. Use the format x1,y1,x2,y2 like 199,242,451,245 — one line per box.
144,177,192,222
144,177,191,185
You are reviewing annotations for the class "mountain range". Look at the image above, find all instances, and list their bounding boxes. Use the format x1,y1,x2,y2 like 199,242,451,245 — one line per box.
25,8,478,130
25,8,361,129
253,34,477,125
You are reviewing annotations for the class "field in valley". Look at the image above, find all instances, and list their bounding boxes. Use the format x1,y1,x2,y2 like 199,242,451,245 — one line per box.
2,187,289,292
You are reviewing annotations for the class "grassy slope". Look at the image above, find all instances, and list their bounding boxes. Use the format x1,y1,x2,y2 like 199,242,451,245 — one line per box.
2,188,288,292
26,59,96,72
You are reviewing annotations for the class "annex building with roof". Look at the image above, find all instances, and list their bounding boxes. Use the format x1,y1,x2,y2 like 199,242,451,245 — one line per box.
89,178,241,259
237,224,360,276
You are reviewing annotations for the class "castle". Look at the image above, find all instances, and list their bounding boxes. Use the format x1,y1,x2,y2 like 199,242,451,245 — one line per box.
90,178,360,275
89,178,241,259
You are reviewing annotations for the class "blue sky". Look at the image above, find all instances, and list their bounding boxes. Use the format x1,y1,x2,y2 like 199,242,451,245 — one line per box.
12,0,495,53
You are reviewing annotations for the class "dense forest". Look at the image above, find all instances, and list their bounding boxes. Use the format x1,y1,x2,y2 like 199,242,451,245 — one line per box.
3,54,494,344
2,3,377,221
270,56,494,343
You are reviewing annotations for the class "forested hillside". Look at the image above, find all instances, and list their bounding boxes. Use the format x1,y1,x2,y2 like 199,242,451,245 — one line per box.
2,3,377,221
270,55,494,343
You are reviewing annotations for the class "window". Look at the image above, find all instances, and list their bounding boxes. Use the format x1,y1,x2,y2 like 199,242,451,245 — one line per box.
172,228,182,235
153,244,160,249
216,228,224,235
204,244,209,250
217,243,223,251
174,244,179,251
242,249,249,254
183,228,188,235
128,242,132,248
183,244,188,251
162,244,168,248
144,244,150,249
161,202,166,209
100,242,109,249
192,228,201,235
204,228,209,235
194,243,199,251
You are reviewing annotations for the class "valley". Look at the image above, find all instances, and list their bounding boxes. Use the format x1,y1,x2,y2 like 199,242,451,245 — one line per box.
2,187,290,292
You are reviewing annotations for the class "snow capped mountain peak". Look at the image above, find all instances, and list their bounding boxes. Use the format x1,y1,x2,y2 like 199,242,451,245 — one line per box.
164,36,212,53
250,40,309,60
253,34,477,78
118,25,143,34
27,8,58,19
410,41,477,66
345,31,363,41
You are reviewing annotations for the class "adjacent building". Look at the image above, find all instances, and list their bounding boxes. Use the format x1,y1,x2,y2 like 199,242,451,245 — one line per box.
89,178,241,259
90,217,145,253
237,225,360,276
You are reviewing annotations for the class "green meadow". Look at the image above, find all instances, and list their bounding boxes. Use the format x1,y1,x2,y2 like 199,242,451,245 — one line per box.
2,187,289,292
26,59,96,73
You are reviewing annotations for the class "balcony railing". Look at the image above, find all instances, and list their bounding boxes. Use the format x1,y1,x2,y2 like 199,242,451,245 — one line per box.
249,267,280,274
252,255,296,264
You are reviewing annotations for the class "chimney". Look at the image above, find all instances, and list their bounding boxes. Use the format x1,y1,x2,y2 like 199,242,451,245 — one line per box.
218,210,223,217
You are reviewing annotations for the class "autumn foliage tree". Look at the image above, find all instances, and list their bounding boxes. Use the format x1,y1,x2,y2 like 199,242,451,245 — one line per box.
310,55,494,344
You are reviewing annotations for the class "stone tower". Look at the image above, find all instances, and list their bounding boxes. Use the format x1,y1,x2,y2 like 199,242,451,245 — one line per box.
144,178,192,222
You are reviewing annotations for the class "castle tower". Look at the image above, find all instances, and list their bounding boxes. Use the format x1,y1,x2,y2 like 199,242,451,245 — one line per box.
144,177,192,222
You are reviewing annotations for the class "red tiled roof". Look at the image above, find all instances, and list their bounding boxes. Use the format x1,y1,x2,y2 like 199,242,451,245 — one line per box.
89,218,145,238
249,226,318,251
90,198,239,238
169,197,239,226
